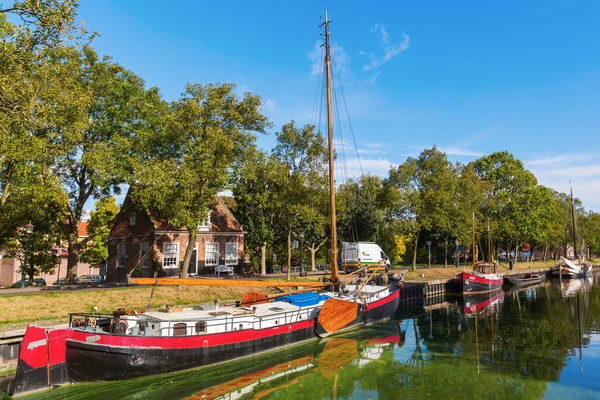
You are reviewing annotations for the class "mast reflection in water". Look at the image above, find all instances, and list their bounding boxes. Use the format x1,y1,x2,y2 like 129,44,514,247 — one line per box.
16,275,600,400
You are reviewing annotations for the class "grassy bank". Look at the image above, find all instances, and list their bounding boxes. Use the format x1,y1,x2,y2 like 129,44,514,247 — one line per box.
399,259,558,281
0,285,272,331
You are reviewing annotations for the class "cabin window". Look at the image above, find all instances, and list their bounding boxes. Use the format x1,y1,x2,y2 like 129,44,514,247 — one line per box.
117,243,126,268
239,324,244,330
139,242,150,268
173,323,187,336
162,242,179,269
205,242,219,266
129,213,137,226
225,242,238,265
195,321,207,333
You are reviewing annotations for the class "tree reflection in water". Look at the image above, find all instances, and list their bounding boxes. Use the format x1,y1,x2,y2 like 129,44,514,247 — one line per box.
20,277,600,400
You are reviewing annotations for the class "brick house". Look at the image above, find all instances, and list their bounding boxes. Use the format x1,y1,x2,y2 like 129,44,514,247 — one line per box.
106,196,245,282
0,223,92,287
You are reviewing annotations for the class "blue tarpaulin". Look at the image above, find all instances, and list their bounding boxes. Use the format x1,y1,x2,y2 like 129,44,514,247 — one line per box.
279,292,330,307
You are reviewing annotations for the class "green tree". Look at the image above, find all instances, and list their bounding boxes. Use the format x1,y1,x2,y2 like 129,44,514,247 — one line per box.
271,121,328,280
0,1,92,250
231,149,285,274
79,197,119,268
387,147,454,270
133,83,270,278
47,47,159,283
474,151,537,260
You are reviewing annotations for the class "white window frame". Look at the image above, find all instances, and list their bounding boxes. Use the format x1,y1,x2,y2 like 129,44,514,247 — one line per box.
198,211,212,231
117,243,126,268
205,242,219,266
139,242,150,269
225,242,238,265
129,213,137,226
162,242,179,269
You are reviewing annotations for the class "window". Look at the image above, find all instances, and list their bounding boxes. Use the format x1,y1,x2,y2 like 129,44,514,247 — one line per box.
117,243,126,268
225,242,238,265
139,242,150,269
195,321,207,334
205,242,218,266
198,212,212,231
162,242,179,269
173,323,187,336
129,213,136,226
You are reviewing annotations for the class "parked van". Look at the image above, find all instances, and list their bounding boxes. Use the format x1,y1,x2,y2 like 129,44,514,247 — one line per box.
341,242,390,273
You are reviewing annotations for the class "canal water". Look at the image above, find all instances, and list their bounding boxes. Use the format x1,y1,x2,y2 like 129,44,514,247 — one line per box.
10,275,600,399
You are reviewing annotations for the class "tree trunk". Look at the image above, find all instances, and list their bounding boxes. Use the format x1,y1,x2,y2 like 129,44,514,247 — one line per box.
529,246,535,262
260,242,267,275
543,244,548,261
444,239,448,268
179,229,198,278
309,240,326,271
412,231,420,271
66,229,80,284
286,229,292,281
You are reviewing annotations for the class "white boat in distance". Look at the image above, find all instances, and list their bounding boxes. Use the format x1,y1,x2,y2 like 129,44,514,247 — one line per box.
550,257,592,279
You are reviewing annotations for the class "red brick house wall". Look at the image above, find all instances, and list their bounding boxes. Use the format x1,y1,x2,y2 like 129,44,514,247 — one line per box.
107,196,245,283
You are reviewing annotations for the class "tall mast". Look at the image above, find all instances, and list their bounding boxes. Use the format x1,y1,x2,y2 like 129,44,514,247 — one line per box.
571,185,578,260
487,219,491,263
323,10,338,282
472,213,476,268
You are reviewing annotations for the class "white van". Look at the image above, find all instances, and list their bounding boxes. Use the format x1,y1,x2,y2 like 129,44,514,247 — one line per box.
341,242,390,273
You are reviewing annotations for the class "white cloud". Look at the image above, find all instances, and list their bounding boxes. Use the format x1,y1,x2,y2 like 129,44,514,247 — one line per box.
340,157,396,179
409,145,483,157
437,146,484,157
525,154,600,212
363,24,410,72
263,98,279,113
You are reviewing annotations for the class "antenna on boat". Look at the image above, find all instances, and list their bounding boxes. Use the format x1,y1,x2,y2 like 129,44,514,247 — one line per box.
321,8,338,284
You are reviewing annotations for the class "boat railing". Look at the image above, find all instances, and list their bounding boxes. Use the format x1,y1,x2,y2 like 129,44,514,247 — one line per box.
68,306,313,337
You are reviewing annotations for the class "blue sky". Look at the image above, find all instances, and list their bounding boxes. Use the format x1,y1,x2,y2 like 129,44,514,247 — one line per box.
76,1,600,211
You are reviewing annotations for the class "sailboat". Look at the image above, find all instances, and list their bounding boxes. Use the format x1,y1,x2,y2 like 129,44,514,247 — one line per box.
11,11,400,396
454,215,503,294
550,187,592,279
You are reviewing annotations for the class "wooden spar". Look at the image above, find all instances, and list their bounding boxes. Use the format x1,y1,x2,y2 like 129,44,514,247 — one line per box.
323,9,338,283
339,265,371,280
487,219,491,263
472,212,476,268
570,185,578,259
240,287,326,306
130,278,330,288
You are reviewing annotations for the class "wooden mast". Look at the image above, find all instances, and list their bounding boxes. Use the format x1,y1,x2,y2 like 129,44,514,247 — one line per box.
571,185,578,260
472,212,476,268
487,219,491,263
323,10,338,282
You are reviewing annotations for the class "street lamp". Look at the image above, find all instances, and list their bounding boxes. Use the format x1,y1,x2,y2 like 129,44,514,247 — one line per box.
21,222,34,288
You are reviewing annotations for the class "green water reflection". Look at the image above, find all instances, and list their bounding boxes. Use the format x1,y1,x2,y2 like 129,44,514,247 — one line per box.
18,275,600,399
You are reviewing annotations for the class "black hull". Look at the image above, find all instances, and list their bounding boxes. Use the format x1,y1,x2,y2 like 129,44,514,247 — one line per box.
503,276,541,287
65,325,317,383
315,291,400,337
13,360,68,394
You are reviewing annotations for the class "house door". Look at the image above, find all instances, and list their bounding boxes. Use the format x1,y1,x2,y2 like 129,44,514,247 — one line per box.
188,244,198,275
